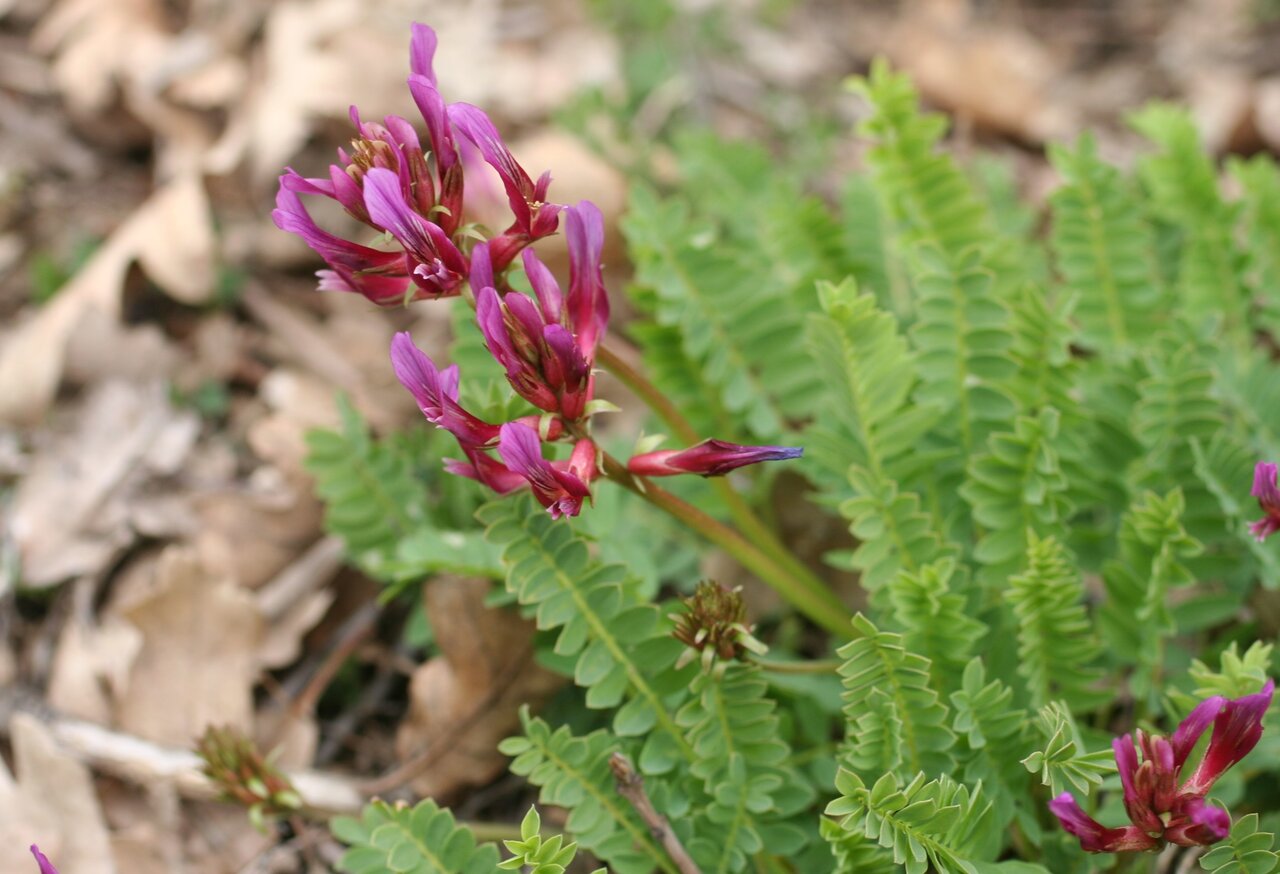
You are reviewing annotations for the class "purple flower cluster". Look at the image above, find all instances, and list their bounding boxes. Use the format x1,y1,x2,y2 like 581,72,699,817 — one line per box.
1050,680,1274,853
275,23,801,518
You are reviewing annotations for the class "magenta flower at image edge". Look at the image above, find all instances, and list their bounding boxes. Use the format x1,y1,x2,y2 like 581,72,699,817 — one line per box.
30,845,58,874
1049,679,1275,853
1249,461,1280,541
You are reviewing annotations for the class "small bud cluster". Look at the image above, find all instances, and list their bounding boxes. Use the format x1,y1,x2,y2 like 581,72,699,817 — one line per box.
196,725,303,831
671,581,768,672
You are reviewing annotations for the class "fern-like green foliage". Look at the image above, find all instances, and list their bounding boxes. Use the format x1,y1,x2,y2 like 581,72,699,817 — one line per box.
1128,333,1223,543
1098,490,1202,699
305,399,501,583
839,175,905,318
1131,105,1251,340
498,806,605,873
948,659,1030,834
849,60,994,261
803,279,941,493
676,665,810,872
1048,133,1165,353
906,245,1017,467
1231,155,1280,336
886,558,985,691
960,407,1071,584
1021,701,1113,797
1005,533,1103,710
821,816,898,874
1199,814,1280,874
306,398,428,565
837,614,955,779
824,769,995,874
501,709,679,874
622,182,822,439
480,497,695,772
331,799,500,874
837,465,958,598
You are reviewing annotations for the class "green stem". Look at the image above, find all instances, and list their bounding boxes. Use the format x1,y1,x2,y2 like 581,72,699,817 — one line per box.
597,342,837,608
751,658,841,675
599,451,851,637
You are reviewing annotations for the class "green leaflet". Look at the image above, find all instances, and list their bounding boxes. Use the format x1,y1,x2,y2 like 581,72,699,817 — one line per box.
498,806,606,873
959,407,1071,585
500,709,679,874
1131,104,1251,341
803,279,942,494
1128,332,1223,541
1005,533,1104,711
676,665,811,873
479,497,696,771
1199,814,1280,874
305,399,502,583
331,799,499,874
1048,132,1166,353
1231,155,1280,337
1098,489,1202,702
1021,702,1114,797
948,659,1031,835
887,558,985,692
820,816,898,874
848,60,995,261
622,182,823,440
837,614,956,780
838,464,958,600
824,769,996,874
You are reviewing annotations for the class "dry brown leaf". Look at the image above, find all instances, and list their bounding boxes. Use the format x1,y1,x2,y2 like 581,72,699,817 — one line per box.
887,8,1072,143
114,547,264,747
48,612,143,725
32,0,171,114
7,381,199,587
0,714,115,874
193,473,325,591
0,174,214,424
395,576,563,798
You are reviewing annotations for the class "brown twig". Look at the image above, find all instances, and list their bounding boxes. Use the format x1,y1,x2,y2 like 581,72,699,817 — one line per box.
0,690,364,814
609,752,703,874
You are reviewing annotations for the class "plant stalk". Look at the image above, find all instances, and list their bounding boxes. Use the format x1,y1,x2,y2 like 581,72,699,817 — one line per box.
599,451,850,637
597,341,842,617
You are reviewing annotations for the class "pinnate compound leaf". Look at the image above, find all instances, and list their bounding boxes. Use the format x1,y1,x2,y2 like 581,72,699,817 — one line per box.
332,799,499,874
837,614,955,780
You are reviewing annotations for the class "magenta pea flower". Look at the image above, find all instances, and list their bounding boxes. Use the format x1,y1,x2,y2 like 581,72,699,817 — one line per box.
497,423,597,519
449,103,561,272
473,202,607,421
273,23,558,306
627,439,803,478
389,332,501,448
30,846,58,874
1249,462,1280,542
1051,680,1274,853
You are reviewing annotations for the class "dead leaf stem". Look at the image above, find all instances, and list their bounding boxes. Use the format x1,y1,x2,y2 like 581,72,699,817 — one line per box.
609,752,703,874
